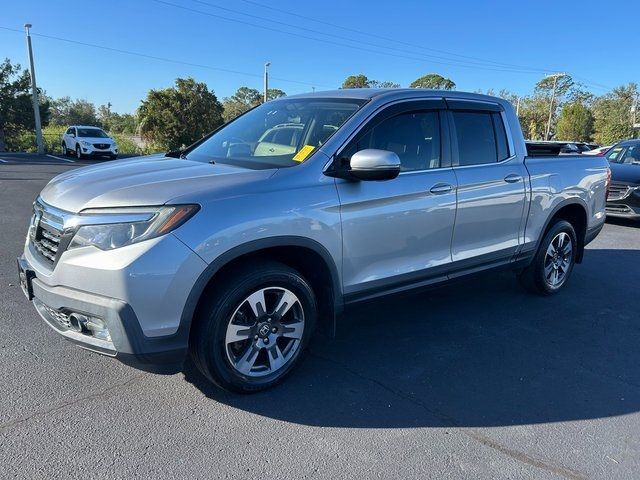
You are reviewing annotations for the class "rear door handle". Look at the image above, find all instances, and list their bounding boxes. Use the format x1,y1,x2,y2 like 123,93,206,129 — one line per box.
429,183,454,194
504,174,523,183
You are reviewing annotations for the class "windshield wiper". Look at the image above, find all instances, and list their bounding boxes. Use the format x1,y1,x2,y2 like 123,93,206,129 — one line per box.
165,149,183,158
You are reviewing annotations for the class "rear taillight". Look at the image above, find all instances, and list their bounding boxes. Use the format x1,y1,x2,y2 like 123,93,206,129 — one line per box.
605,167,612,200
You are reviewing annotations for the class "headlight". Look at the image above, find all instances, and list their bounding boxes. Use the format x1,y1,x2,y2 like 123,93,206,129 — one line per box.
68,205,199,251
81,140,92,147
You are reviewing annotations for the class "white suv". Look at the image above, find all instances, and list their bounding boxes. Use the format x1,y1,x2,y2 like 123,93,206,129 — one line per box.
62,126,118,159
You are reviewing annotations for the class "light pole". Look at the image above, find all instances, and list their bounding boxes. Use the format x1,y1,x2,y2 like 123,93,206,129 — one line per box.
25,23,44,154
632,95,639,139
263,62,270,103
545,72,566,141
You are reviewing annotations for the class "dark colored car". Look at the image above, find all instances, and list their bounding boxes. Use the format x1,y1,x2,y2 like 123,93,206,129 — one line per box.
605,140,640,220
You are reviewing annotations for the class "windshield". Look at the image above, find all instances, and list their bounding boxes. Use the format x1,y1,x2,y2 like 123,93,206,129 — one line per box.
186,98,366,168
608,144,640,165
77,128,108,138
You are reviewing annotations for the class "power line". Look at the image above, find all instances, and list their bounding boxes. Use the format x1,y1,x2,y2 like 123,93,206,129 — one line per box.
0,25,330,89
150,0,552,74
184,0,546,74
232,0,556,73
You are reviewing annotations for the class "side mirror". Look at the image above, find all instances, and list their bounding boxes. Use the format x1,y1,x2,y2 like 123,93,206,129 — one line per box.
349,149,401,181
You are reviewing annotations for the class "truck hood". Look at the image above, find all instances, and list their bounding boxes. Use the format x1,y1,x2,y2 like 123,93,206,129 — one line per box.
40,154,276,213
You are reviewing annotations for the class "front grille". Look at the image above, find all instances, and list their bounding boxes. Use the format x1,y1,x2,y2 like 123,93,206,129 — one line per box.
93,143,110,149
33,225,61,263
607,182,632,201
29,200,67,266
606,204,632,214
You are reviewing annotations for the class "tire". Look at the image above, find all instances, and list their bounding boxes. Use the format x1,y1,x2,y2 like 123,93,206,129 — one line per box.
75,145,83,159
190,261,316,393
61,143,67,156
109,154,117,160
519,219,577,295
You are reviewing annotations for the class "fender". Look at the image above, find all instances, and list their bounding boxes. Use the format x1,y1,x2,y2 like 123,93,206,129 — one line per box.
177,235,343,339
531,197,590,264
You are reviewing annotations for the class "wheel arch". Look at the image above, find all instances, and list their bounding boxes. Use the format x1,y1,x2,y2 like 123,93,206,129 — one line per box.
537,199,589,264
180,236,342,342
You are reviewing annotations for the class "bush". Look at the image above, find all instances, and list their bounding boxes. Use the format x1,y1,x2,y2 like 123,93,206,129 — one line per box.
111,134,141,155
3,126,154,156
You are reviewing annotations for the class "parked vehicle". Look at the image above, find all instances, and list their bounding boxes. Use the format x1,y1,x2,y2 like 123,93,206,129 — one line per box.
18,90,609,392
584,145,611,156
605,139,640,219
62,126,118,159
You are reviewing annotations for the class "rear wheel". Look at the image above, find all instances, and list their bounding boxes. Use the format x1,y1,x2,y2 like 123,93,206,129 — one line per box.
190,261,316,393
519,219,577,295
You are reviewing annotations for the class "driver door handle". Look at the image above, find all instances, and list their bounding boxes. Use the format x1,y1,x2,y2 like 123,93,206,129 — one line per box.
504,174,523,183
429,183,454,194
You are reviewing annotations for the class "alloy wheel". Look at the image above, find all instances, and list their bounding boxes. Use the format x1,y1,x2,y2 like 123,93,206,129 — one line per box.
543,231,573,287
224,286,304,377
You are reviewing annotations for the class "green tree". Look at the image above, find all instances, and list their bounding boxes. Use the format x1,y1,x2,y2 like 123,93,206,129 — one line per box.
98,105,138,135
50,97,98,126
592,83,638,145
410,73,455,90
341,74,370,88
369,80,400,88
138,77,224,151
555,101,594,140
222,86,262,122
267,88,286,100
341,74,399,89
0,58,50,151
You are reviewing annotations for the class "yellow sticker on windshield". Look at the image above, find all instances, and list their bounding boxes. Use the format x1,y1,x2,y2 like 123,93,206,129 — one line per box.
292,145,315,162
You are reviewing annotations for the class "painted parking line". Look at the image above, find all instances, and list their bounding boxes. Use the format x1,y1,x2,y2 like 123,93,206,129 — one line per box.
46,154,75,163
0,158,8,163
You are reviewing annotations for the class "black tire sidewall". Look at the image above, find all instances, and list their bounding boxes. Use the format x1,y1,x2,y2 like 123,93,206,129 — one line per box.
196,265,316,392
533,219,577,294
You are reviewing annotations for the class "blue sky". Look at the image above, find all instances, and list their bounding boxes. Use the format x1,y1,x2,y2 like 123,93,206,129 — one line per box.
2,0,638,113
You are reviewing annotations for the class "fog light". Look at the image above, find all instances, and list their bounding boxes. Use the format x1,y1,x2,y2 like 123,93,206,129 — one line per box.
85,316,111,342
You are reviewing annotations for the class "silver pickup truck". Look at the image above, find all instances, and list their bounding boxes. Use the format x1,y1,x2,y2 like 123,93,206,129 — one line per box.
17,89,610,392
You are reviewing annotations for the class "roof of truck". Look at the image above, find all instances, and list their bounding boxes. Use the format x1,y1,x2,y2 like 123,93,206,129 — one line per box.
286,88,506,104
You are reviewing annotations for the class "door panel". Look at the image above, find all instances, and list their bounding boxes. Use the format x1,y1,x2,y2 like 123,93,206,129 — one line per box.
334,105,456,296
451,159,527,263
338,169,457,295
447,107,527,264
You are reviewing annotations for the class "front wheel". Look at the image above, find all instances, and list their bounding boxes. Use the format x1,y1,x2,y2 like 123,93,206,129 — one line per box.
75,145,83,159
519,219,577,295
190,261,316,393
61,143,68,156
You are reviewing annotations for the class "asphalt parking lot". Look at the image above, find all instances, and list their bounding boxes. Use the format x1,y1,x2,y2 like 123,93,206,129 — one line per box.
1,153,639,479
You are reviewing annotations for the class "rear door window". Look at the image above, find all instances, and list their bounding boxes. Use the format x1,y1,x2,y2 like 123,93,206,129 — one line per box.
451,111,498,166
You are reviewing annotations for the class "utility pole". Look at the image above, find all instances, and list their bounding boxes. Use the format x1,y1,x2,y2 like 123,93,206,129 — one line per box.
25,23,44,154
632,95,639,139
263,62,270,103
545,72,566,141
515,97,520,117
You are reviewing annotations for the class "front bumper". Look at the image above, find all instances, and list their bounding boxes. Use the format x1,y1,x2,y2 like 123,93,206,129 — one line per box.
19,221,209,373
80,145,117,156
19,253,192,373
606,185,640,219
